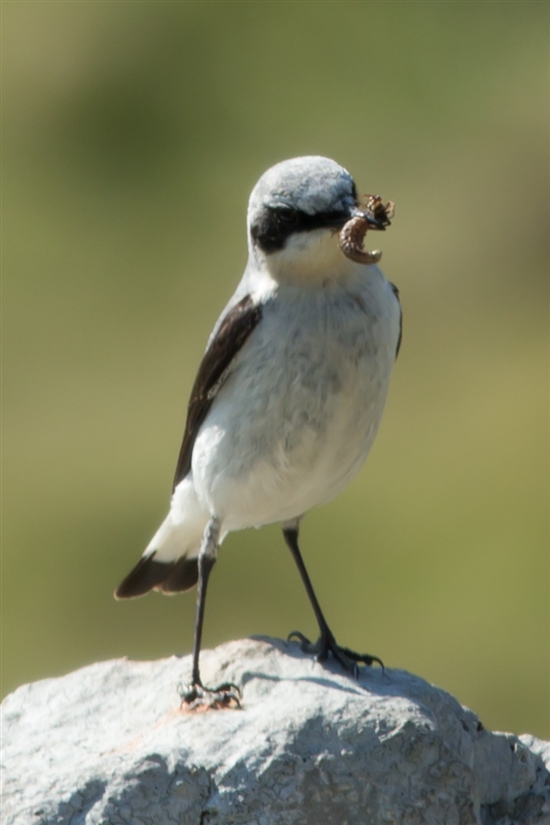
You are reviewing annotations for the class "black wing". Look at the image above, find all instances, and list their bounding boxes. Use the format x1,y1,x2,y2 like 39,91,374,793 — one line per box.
172,294,262,491
390,282,403,358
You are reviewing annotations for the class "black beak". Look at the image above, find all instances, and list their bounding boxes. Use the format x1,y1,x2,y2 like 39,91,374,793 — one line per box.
351,206,387,231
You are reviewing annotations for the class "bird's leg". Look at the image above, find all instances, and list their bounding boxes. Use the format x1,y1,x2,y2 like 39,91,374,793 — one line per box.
283,526,383,676
180,517,240,709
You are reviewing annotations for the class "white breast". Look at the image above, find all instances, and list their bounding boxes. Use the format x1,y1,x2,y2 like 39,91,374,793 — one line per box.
191,267,400,532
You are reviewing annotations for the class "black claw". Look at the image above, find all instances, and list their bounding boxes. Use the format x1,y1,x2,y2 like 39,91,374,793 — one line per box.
178,680,241,709
336,645,385,672
288,630,383,676
287,630,314,650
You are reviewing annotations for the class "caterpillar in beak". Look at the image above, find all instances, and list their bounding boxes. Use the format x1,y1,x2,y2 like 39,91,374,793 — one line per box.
339,196,395,265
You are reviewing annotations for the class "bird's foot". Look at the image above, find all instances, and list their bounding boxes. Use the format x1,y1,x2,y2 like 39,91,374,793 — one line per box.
288,630,384,677
178,679,241,711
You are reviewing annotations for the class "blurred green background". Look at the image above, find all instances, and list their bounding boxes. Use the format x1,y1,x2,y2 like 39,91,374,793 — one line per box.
3,2,548,738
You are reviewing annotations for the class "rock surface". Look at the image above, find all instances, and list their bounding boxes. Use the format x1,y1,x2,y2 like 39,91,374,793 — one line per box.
2,636,549,825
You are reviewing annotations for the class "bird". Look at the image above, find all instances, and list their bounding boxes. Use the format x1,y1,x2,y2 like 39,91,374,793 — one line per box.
115,156,402,706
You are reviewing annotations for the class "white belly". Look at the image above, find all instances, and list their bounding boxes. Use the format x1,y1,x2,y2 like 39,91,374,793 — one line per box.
191,277,399,531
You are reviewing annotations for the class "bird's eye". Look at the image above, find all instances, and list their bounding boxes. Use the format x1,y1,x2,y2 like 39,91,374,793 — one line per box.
277,210,295,223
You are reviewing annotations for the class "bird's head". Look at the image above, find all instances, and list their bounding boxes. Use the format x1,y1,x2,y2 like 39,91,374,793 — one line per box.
247,156,384,285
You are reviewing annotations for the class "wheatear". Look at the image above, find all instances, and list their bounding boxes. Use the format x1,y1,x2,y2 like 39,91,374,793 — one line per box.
116,156,402,706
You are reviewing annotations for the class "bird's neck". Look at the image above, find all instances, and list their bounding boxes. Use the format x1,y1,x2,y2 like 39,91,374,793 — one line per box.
252,228,361,289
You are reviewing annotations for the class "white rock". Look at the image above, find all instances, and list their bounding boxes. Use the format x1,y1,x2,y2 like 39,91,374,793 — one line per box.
2,637,549,824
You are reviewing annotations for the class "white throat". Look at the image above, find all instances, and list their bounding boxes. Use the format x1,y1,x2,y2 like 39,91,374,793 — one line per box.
259,228,357,287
